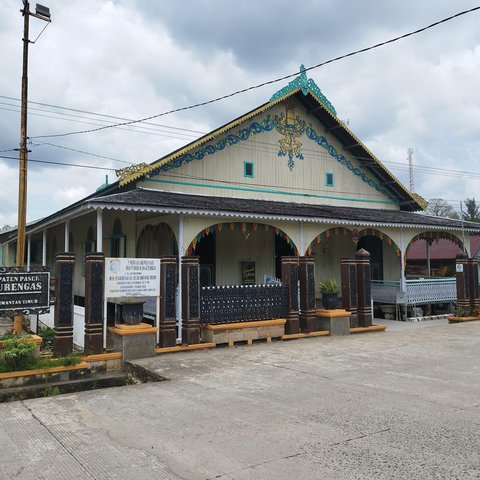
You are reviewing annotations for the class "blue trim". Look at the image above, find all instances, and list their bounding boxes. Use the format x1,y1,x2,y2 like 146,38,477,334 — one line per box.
145,178,395,205
325,172,334,187
151,116,275,176
305,125,397,204
145,112,396,205
244,161,254,178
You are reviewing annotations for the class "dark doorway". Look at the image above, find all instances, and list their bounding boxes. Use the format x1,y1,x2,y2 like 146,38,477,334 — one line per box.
357,235,383,280
275,234,296,278
192,232,216,286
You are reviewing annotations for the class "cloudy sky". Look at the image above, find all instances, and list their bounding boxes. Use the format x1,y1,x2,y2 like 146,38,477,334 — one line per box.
1,0,480,227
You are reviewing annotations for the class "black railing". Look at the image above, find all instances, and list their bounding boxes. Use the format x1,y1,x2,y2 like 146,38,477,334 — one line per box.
200,284,289,324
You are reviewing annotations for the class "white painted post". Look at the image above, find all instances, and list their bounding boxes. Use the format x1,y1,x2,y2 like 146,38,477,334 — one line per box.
465,235,471,257
400,229,407,293
103,297,108,350
299,221,304,255
27,235,31,270
426,241,431,277
177,214,184,341
96,209,103,253
42,229,47,266
399,229,408,321
156,295,160,345
64,220,70,253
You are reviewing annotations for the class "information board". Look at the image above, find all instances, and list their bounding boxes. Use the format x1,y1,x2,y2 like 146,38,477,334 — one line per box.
241,261,256,285
104,258,160,298
0,267,50,316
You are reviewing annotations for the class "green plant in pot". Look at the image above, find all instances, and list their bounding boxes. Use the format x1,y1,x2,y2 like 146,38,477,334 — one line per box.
319,279,340,310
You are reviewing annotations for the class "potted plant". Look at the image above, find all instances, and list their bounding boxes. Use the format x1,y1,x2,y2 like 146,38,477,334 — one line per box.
319,279,340,310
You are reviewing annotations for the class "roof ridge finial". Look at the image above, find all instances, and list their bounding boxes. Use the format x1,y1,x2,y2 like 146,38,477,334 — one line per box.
269,63,337,116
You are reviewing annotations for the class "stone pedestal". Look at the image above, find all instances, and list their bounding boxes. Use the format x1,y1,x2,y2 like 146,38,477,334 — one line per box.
281,256,300,334
109,323,157,361
84,252,104,355
316,309,351,335
53,253,75,357
159,256,177,348
181,256,200,345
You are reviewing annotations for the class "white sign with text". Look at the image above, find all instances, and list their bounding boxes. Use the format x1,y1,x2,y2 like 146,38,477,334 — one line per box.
104,257,160,298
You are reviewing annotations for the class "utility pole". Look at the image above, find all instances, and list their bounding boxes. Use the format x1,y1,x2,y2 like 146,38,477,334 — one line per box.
14,1,51,335
407,148,414,193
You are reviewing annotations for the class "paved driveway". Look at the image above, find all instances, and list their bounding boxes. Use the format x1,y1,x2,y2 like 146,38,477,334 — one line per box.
0,321,479,479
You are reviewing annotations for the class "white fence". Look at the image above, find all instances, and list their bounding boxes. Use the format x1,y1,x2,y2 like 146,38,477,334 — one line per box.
371,278,457,305
35,306,85,349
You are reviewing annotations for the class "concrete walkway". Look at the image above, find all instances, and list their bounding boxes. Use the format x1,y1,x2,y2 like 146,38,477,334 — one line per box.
0,321,479,479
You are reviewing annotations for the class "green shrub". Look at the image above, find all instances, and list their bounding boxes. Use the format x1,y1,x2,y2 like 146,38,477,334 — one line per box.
319,279,340,294
3,336,36,371
57,353,82,367
0,331,15,342
38,327,55,349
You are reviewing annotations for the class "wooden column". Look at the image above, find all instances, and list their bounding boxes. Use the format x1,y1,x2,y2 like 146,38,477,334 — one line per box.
355,249,372,327
456,254,479,315
341,257,358,327
470,257,480,314
455,254,470,313
53,253,75,356
181,256,200,345
281,256,300,334
298,256,316,332
159,255,177,348
84,252,104,354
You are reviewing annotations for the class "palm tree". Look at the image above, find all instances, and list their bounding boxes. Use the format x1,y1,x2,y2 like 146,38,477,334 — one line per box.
462,198,480,223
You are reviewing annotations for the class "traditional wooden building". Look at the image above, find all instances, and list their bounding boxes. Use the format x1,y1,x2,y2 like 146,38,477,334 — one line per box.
2,66,480,329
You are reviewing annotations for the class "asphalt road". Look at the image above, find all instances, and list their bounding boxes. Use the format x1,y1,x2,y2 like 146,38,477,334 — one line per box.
0,320,479,479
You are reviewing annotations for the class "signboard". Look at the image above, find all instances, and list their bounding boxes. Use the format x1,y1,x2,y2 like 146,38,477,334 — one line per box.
0,267,50,316
456,263,464,273
241,261,256,285
104,258,160,299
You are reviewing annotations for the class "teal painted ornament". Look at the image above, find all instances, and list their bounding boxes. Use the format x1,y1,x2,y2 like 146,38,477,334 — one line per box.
305,124,396,203
270,65,337,116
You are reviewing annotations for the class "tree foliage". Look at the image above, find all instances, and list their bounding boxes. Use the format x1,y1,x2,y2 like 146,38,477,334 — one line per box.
426,199,459,219
462,198,480,223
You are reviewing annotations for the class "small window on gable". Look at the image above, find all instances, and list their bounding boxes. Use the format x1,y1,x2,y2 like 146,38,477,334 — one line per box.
325,172,334,187
244,161,254,178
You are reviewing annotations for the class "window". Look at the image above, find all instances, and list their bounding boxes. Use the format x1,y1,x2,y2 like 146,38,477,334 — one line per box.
110,218,126,258
325,172,334,187
81,226,96,276
244,161,254,178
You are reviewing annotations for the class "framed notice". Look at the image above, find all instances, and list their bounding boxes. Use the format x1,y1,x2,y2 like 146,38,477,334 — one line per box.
241,261,256,285
104,258,160,299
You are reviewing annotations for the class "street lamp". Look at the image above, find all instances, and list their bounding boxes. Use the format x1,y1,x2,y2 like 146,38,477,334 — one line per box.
14,1,51,335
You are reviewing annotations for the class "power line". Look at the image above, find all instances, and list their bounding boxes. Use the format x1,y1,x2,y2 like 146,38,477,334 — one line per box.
0,154,115,171
0,105,201,141
30,141,132,165
0,95,206,135
28,5,480,140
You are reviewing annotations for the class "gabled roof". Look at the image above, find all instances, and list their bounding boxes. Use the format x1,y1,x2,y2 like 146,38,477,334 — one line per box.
118,66,426,212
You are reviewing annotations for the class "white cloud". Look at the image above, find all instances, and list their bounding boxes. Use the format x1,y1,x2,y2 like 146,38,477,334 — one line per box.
1,0,480,228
